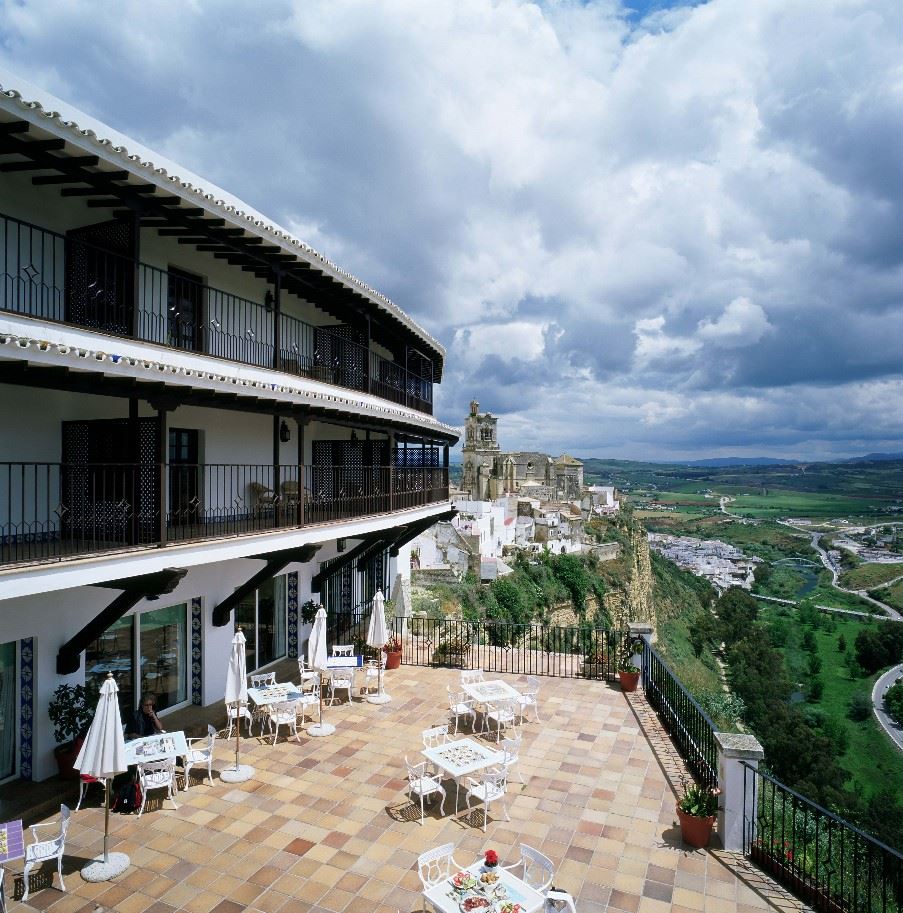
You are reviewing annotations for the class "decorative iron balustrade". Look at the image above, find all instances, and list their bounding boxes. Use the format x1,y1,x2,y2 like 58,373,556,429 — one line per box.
0,461,449,567
396,616,629,679
743,763,903,913
0,211,434,413
642,642,719,789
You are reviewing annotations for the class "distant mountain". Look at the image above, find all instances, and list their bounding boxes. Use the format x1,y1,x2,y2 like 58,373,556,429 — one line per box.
842,452,903,463
676,457,799,467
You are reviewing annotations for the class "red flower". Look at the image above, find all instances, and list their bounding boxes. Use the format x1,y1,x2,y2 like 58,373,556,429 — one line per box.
485,850,499,866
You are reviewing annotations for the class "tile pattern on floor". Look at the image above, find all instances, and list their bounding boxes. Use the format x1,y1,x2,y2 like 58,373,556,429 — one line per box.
4,663,807,913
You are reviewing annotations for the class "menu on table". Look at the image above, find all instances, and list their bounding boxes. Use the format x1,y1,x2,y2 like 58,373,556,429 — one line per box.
0,819,24,863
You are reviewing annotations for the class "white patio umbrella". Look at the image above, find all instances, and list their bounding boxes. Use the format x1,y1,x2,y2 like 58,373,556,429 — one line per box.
77,673,130,882
221,627,254,782
365,589,392,704
307,606,335,736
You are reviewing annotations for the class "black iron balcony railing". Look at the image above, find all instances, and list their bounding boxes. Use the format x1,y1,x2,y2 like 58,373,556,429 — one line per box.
0,461,449,568
643,642,719,789
0,212,434,414
743,762,903,913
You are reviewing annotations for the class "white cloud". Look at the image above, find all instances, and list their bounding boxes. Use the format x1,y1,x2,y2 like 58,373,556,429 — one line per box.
697,297,772,348
1,0,902,458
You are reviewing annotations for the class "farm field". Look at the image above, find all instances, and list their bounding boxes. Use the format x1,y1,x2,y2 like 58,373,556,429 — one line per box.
876,579,903,613
840,562,903,590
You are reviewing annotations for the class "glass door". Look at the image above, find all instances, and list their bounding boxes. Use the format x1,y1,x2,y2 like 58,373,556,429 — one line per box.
234,576,287,671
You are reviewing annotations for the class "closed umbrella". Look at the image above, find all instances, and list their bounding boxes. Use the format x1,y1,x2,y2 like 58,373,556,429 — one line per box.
221,628,253,782
77,673,130,882
307,606,335,736
365,589,392,704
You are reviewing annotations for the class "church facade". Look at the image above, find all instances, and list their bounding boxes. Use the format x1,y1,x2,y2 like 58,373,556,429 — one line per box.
460,401,584,501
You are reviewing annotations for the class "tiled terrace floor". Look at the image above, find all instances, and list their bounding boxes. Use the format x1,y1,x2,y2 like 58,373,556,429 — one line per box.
5,664,806,913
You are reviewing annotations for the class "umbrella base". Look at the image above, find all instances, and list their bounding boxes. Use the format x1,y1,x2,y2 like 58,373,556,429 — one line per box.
81,852,130,882
220,764,254,783
308,722,336,737
366,692,392,704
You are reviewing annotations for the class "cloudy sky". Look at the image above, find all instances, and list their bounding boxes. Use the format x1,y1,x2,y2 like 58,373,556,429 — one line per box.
2,0,902,461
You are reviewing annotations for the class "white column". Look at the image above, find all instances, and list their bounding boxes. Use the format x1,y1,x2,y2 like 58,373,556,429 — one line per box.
715,732,765,852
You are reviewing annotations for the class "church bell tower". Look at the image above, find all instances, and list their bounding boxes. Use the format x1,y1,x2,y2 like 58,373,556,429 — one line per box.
461,400,500,500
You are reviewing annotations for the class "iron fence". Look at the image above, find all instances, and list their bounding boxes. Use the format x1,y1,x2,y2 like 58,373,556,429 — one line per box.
743,763,903,913
395,616,629,679
642,642,719,788
0,210,434,414
0,461,449,567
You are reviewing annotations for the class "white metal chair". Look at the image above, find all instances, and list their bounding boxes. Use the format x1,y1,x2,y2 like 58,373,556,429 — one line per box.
332,644,354,657
517,675,541,722
418,842,465,911
224,700,252,739
296,679,320,725
421,724,450,749
327,666,354,704
21,804,70,902
248,672,277,733
250,671,277,688
505,844,577,913
267,700,301,744
447,686,476,734
183,724,216,790
499,735,523,783
483,698,520,742
406,756,446,826
75,774,106,811
297,656,319,682
137,759,179,817
460,668,484,686
363,654,385,694
464,765,509,832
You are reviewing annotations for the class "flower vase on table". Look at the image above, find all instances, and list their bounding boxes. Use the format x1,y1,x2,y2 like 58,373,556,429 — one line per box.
481,849,499,873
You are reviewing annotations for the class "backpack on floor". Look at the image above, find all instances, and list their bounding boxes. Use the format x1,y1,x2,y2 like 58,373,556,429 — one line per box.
112,778,142,813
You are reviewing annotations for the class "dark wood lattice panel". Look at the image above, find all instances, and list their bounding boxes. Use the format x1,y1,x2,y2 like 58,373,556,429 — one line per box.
314,326,367,392
64,219,135,335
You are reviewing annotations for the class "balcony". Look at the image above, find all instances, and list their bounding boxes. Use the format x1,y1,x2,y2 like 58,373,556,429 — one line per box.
0,211,435,414
0,461,450,568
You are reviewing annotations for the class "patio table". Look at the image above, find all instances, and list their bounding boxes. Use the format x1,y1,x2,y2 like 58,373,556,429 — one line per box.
124,730,189,765
422,737,502,810
326,655,363,668
422,859,546,913
246,684,305,706
461,679,522,705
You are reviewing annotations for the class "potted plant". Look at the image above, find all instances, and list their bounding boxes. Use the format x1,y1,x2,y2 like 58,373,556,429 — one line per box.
48,683,92,780
676,775,720,848
482,849,499,872
433,634,472,667
300,600,319,624
383,633,403,670
617,638,643,691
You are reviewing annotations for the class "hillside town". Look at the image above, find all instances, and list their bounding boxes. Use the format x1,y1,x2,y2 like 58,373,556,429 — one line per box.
646,532,760,591
410,402,620,583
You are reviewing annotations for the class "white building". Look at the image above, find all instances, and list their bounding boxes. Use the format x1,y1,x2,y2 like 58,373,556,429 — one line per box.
0,69,457,782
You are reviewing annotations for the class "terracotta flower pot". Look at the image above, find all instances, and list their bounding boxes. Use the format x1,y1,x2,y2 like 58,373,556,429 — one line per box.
384,650,402,670
619,670,640,692
677,806,715,848
54,736,84,781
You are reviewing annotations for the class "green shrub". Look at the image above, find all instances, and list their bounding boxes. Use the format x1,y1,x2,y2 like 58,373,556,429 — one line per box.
848,692,872,722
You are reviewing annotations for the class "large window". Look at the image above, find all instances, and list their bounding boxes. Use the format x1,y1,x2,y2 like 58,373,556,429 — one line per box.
235,576,287,671
86,602,189,716
0,641,16,781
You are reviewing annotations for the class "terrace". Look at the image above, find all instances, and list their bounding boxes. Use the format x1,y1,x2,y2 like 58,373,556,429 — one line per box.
1,660,814,913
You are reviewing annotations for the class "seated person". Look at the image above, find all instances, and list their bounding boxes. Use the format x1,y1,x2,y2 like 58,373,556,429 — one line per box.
128,692,166,739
